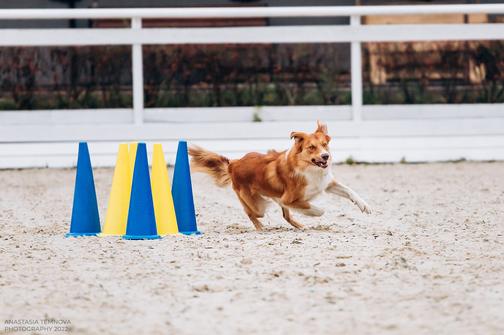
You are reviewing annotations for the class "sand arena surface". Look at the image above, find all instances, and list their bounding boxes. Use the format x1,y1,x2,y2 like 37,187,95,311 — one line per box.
0,162,503,335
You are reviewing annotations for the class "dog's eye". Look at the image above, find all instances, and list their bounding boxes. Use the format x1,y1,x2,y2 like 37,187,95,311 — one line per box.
322,143,328,147
308,145,316,151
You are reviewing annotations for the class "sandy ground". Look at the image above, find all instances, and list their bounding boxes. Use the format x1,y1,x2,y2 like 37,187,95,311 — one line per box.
0,162,503,335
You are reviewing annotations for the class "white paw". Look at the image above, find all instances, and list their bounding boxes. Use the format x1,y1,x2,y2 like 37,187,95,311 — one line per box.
358,201,372,214
302,206,325,217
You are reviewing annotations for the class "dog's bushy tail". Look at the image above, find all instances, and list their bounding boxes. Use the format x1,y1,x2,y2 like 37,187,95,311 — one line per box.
188,145,231,187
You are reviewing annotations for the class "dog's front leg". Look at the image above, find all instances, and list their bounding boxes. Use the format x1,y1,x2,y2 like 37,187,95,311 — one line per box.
280,196,324,217
326,180,372,214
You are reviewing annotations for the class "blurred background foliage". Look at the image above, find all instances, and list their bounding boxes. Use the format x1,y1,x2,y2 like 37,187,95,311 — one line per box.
363,40,504,104
0,41,502,110
0,46,132,110
143,44,350,108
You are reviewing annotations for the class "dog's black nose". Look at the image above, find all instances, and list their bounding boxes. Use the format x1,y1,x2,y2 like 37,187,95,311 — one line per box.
321,153,330,161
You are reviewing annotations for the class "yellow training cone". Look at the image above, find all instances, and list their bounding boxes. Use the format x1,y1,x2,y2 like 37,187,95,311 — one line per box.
101,144,131,236
151,144,178,235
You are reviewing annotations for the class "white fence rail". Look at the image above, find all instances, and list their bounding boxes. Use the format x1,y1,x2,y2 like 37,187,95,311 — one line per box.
1,5,504,167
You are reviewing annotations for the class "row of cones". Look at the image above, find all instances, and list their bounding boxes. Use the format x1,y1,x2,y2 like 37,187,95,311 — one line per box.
66,141,199,239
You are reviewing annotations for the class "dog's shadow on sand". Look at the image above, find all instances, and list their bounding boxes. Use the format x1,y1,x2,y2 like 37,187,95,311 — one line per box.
224,224,340,235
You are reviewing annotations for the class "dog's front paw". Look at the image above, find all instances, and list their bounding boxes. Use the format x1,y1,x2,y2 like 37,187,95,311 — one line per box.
358,201,372,214
303,206,325,217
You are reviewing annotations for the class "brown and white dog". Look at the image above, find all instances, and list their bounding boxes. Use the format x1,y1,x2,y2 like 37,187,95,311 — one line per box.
189,121,371,230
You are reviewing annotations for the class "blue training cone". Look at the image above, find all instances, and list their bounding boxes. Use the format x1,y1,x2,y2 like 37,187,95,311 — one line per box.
66,142,101,237
172,140,200,235
123,143,160,240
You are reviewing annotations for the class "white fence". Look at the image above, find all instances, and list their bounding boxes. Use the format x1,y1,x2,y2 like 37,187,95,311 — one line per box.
1,5,504,168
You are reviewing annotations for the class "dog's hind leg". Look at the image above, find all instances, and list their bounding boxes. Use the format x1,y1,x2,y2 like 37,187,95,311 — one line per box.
238,199,264,231
281,207,304,229
246,213,264,231
233,186,265,231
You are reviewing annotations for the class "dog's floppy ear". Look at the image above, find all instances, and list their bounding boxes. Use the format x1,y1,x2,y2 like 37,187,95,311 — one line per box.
290,131,307,144
316,120,328,135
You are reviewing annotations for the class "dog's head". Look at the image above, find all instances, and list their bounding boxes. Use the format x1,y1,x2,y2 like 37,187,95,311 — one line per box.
289,120,331,169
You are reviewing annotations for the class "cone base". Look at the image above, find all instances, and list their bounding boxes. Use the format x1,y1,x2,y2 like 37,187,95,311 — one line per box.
179,231,202,236
158,232,179,236
123,234,161,240
65,232,98,238
98,233,124,237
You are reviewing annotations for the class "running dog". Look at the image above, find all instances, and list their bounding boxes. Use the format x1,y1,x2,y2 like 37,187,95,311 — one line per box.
188,121,372,230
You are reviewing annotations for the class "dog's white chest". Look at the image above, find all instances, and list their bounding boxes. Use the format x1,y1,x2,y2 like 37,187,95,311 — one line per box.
300,167,332,200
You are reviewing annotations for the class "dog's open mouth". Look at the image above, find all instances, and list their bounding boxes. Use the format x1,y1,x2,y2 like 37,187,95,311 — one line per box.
311,159,328,169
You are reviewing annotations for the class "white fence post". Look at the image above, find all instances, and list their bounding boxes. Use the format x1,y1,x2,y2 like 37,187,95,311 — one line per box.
350,15,363,122
131,17,144,125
